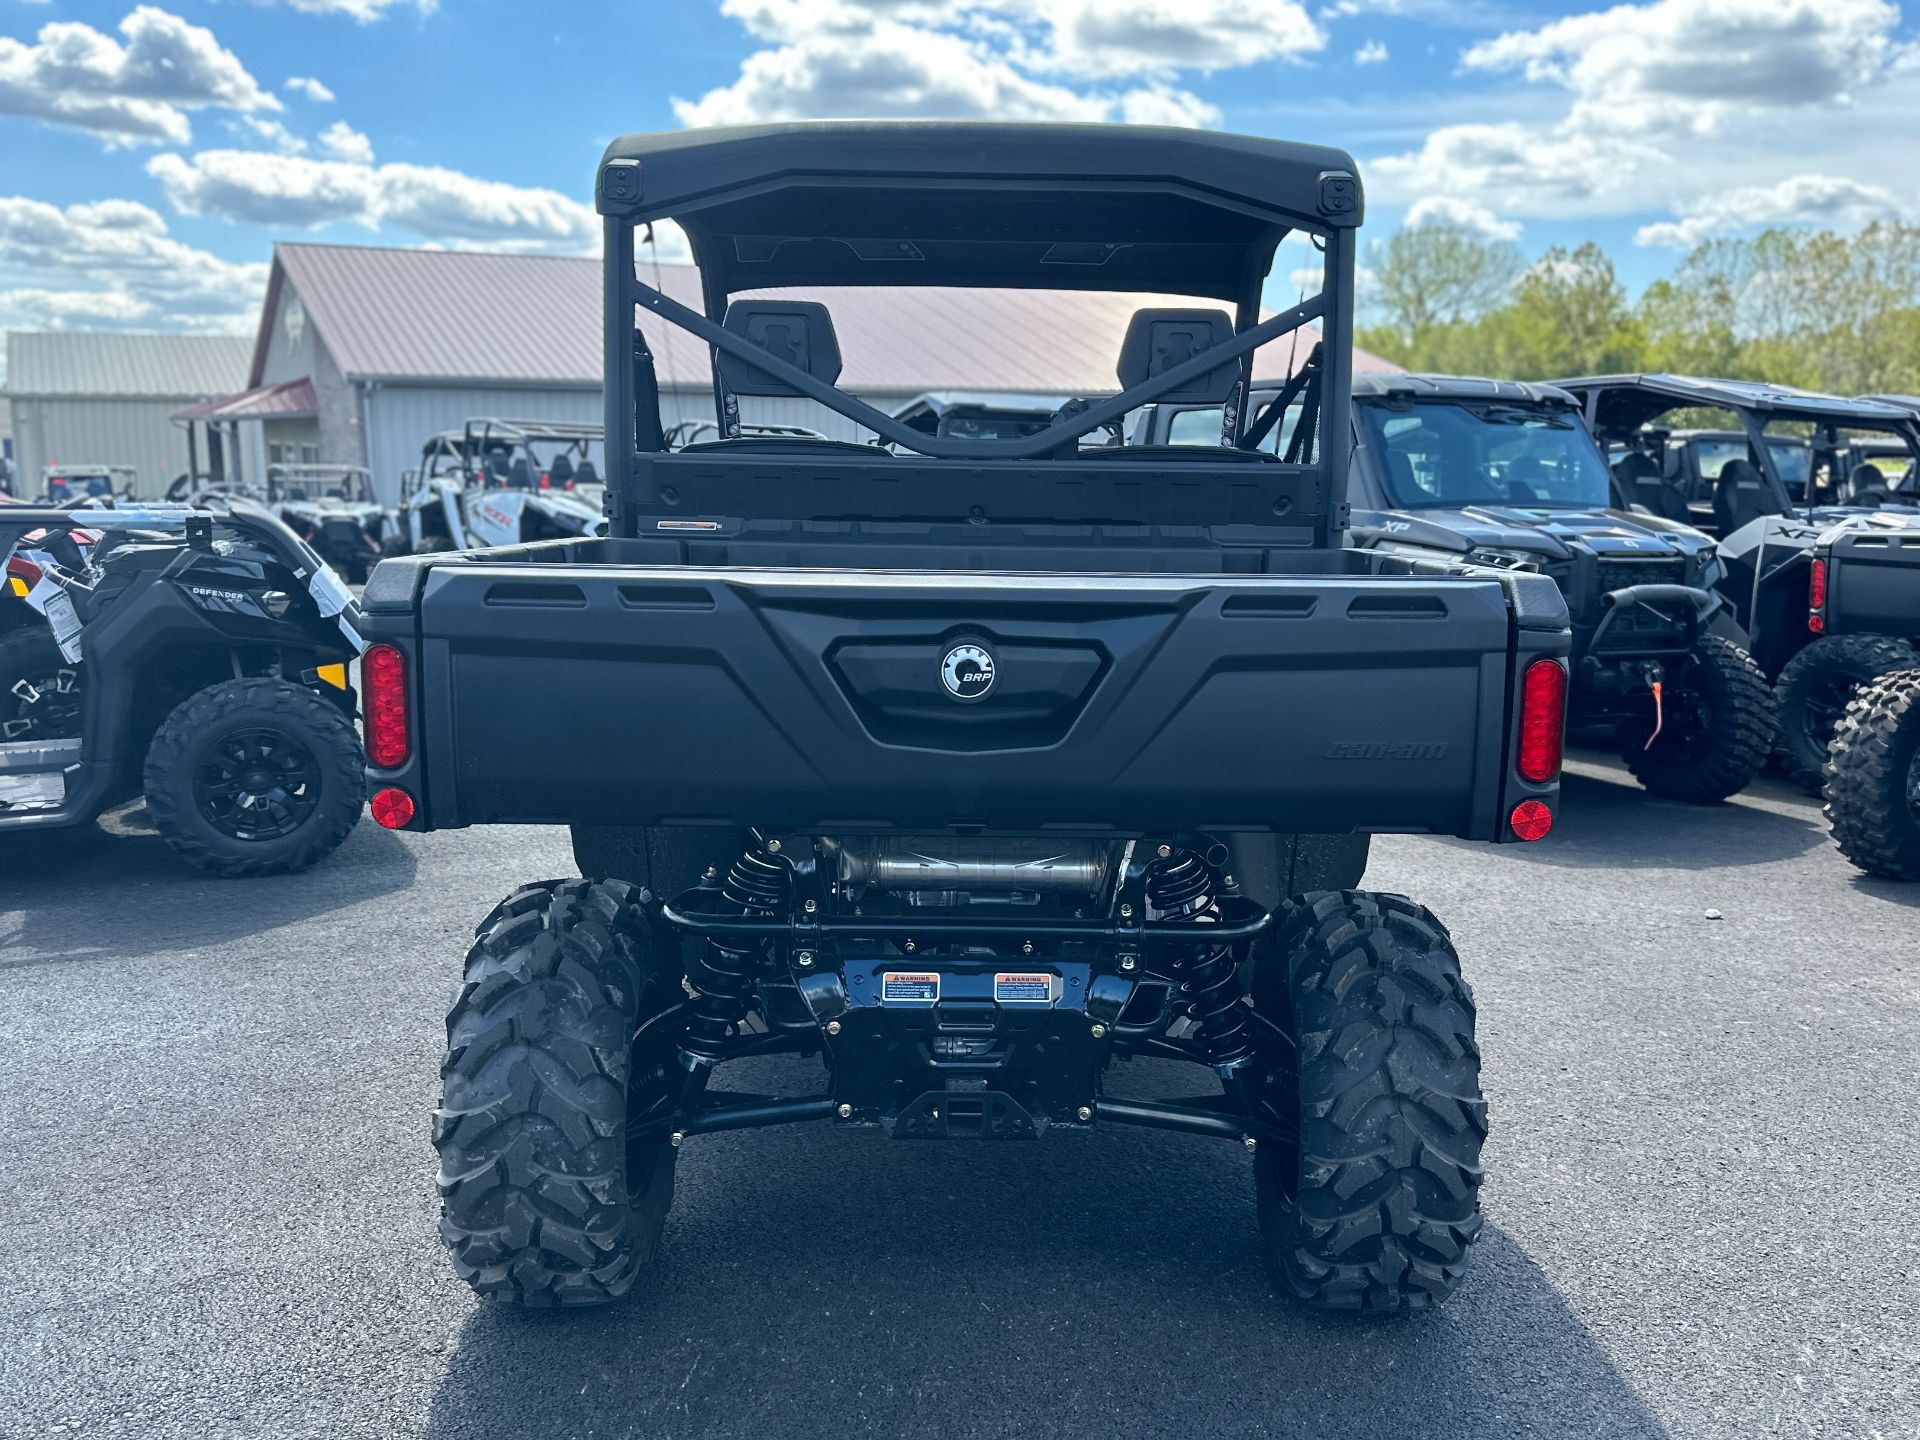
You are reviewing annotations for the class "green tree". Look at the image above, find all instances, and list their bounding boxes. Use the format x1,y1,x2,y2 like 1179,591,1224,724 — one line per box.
1362,224,1523,343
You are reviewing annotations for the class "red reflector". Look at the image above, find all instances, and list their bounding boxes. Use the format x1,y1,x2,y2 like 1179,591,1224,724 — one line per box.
1807,557,1828,611
1808,612,1826,634
363,643,409,768
370,787,415,829
1510,799,1553,842
1517,658,1567,783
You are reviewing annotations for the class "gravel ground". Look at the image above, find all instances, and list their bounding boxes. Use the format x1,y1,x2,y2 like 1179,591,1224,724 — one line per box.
1,753,1915,1440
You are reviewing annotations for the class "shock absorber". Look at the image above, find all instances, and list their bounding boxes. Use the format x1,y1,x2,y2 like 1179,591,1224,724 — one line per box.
1144,848,1253,1069
680,845,790,1069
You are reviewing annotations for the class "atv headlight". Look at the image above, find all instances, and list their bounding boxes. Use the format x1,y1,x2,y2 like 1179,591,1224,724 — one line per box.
1465,547,1542,572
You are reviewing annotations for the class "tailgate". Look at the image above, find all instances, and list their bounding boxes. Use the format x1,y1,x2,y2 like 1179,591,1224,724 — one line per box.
389,564,1561,839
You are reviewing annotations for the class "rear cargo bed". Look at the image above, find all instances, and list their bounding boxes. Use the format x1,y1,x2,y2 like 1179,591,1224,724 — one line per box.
364,546,1568,841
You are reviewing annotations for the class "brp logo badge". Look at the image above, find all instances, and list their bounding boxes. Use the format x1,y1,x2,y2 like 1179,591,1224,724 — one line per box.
940,643,996,702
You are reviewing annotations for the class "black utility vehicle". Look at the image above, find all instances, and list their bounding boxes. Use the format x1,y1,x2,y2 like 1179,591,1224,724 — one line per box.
893,391,1123,449
1563,375,1920,789
1140,373,1771,802
0,499,365,874
361,122,1573,1314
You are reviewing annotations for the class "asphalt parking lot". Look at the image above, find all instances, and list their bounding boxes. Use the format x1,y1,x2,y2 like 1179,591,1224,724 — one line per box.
2,752,1915,1440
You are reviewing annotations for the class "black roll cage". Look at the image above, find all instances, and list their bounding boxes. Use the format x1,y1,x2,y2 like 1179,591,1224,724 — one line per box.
599,150,1359,520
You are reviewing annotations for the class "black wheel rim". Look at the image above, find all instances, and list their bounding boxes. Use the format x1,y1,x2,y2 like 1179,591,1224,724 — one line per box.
3,663,83,741
1799,673,1863,751
191,727,322,841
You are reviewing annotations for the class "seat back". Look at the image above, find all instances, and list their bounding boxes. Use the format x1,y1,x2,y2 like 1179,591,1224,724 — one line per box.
574,459,599,488
1117,309,1237,404
1613,451,1686,520
508,457,534,489
1713,458,1781,533
548,452,575,486
718,300,842,397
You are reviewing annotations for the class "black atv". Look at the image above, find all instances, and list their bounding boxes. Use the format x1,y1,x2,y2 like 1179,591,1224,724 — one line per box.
1560,374,1920,791
0,499,366,875
1136,372,1773,803
1825,668,1920,880
364,122,1574,1314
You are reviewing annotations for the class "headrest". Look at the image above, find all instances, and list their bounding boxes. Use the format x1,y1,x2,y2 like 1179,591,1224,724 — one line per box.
718,300,842,397
1117,308,1237,404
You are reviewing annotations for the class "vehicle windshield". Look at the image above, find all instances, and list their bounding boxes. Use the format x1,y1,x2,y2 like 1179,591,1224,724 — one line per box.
1362,402,1612,510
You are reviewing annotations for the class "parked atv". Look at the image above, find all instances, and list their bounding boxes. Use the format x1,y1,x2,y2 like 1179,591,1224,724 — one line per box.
1561,375,1920,790
393,418,606,553
364,122,1574,1314
1825,668,1920,880
41,464,135,505
1135,372,1772,803
0,498,365,875
264,464,385,582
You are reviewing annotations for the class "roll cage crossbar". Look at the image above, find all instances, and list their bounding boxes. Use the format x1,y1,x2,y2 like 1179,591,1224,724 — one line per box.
626,272,1330,462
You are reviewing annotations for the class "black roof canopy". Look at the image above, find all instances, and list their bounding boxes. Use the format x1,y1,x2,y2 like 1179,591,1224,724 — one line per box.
1352,373,1580,407
1557,373,1919,438
596,121,1362,300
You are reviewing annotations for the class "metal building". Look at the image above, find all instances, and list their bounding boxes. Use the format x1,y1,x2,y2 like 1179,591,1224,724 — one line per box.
188,241,1400,508
2,333,251,498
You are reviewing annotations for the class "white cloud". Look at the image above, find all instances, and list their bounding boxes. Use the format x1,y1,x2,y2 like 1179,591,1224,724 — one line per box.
1464,0,1899,137
237,115,307,154
146,149,599,252
248,0,437,21
1354,39,1388,64
285,75,335,103
1634,173,1907,248
0,6,278,147
676,21,1118,126
1405,194,1520,240
0,194,267,333
1372,0,1911,225
1371,122,1659,213
318,119,373,164
0,287,156,327
676,0,1311,128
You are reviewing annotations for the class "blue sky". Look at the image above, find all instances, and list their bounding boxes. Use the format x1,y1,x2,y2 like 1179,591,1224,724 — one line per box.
2,0,1916,351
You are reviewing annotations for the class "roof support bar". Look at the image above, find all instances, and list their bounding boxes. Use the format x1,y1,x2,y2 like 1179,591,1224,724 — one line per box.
627,271,1328,461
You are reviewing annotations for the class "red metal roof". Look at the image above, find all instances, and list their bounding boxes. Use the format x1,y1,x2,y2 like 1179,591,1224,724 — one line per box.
172,377,318,422
255,243,1400,393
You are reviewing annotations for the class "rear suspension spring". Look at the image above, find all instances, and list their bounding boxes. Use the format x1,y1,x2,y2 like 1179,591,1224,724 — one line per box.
681,847,790,1066
1145,849,1253,1068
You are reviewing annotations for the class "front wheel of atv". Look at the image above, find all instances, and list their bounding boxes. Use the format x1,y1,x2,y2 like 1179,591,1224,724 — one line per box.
1619,634,1776,804
1775,634,1920,793
1823,670,1920,881
143,677,363,876
1250,891,1486,1312
435,879,683,1306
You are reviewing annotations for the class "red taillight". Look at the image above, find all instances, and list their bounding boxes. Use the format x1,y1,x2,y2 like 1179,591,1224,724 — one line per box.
1517,658,1567,783
363,643,409,768
1807,557,1827,633
1510,799,1553,841
370,787,415,829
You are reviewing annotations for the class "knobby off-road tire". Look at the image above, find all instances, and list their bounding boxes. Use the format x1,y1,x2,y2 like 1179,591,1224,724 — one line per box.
0,624,82,741
143,677,363,877
1250,891,1486,1313
1621,634,1777,804
1823,670,1920,881
435,879,683,1306
1776,634,1920,794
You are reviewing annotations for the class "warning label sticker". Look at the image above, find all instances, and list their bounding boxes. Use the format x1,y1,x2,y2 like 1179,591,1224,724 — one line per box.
881,971,940,1003
994,972,1054,1004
